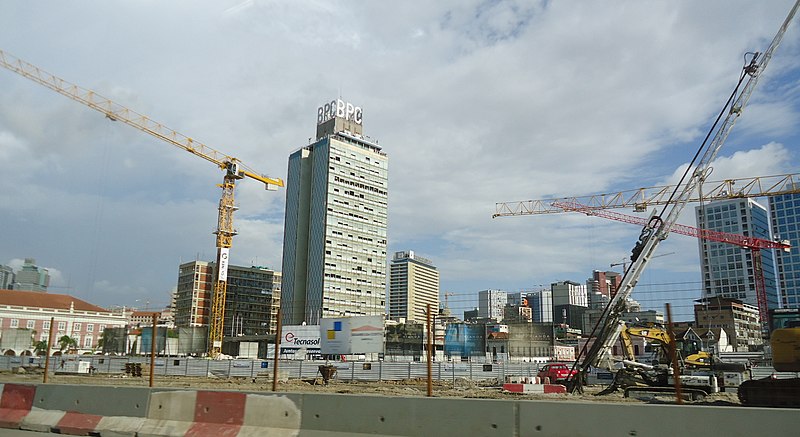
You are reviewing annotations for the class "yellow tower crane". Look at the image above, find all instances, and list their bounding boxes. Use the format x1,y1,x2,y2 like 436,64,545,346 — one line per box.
0,49,284,357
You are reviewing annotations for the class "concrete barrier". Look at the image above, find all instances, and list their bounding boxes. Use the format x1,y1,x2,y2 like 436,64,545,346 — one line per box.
0,383,798,436
502,382,567,394
138,390,301,437
0,383,35,429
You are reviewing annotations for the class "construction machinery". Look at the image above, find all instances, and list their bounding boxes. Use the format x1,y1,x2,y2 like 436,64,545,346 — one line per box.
738,314,800,406
0,50,284,357
544,1,799,394
599,321,748,399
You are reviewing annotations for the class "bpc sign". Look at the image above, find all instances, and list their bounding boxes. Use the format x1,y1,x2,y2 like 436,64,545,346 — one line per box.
317,99,363,125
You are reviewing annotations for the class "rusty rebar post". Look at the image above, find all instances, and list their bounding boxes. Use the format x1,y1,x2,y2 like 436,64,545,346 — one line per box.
43,317,55,383
273,309,282,391
666,303,683,404
149,312,157,388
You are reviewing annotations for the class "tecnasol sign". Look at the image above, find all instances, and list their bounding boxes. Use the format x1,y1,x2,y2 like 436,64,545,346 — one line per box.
280,325,321,349
317,99,363,125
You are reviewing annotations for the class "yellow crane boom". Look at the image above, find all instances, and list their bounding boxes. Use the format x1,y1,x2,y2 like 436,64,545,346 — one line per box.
0,49,284,357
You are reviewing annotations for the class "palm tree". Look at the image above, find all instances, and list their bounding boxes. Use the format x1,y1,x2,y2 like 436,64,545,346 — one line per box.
32,340,49,356
58,335,77,352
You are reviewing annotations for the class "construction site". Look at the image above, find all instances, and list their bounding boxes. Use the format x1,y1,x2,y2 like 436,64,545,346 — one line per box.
1,1,800,435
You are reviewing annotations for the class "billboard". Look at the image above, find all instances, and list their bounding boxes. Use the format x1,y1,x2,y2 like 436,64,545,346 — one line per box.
280,325,321,349
444,323,485,358
321,316,384,355
385,322,423,357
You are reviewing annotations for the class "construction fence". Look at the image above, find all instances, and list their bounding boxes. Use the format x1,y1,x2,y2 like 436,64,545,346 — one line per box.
3,355,796,383
2,355,544,382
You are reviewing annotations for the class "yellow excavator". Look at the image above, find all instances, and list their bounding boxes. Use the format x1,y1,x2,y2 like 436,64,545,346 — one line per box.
597,322,746,399
738,320,800,407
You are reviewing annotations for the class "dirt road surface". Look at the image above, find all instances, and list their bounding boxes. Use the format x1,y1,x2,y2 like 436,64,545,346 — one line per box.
0,368,742,406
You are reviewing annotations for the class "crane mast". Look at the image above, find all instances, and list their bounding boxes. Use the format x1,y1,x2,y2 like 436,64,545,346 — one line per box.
0,49,285,357
571,1,800,392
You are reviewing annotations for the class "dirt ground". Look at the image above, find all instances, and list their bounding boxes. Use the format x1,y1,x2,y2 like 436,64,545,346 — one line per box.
0,367,743,406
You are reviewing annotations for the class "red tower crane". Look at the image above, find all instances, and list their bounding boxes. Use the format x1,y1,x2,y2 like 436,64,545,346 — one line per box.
554,200,791,334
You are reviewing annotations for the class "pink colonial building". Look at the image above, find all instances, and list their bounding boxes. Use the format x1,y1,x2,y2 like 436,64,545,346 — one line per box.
0,289,127,354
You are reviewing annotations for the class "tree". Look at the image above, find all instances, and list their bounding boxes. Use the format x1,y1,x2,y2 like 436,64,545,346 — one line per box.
33,340,49,356
58,335,77,352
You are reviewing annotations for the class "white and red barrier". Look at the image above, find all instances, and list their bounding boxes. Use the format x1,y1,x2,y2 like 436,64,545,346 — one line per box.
0,383,300,436
138,390,301,437
0,383,36,429
502,376,567,394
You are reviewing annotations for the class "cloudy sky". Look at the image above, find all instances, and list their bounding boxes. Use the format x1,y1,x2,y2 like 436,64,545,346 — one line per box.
1,1,798,320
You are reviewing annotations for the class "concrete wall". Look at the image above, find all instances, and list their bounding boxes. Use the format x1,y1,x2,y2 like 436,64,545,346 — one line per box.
15,383,800,436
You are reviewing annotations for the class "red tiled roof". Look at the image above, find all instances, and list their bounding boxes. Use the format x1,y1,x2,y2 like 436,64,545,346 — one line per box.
0,289,108,312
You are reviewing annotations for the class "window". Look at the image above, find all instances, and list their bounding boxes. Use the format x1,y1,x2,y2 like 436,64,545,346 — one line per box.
10,319,18,328
86,324,94,332
73,323,81,332
26,320,35,329
58,322,66,331
43,320,50,330
84,336,93,348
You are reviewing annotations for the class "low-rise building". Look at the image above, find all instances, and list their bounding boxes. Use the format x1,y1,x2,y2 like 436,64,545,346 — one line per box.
0,289,127,354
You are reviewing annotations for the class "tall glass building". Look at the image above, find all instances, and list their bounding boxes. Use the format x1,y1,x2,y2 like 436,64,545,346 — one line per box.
695,198,779,311
281,100,388,325
770,190,800,308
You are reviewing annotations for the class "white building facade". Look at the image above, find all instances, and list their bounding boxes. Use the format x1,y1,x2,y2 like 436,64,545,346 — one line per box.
478,289,507,322
388,251,440,323
0,290,127,354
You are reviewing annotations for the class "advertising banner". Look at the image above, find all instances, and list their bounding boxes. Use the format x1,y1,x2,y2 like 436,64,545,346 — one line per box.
280,325,321,349
385,323,423,357
444,323,485,358
320,316,384,355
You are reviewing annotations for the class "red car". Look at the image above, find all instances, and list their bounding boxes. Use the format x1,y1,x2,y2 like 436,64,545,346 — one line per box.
537,363,578,383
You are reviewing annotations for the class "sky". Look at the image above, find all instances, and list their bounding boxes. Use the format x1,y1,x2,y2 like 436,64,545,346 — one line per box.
1,1,798,321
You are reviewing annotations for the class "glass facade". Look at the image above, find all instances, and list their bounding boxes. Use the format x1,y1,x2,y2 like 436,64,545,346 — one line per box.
770,191,800,308
696,198,779,311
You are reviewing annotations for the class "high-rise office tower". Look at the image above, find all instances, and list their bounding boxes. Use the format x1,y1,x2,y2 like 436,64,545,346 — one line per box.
0,265,13,290
695,198,779,310
477,289,507,321
529,289,553,323
12,258,49,291
770,190,800,308
281,99,388,325
388,251,440,323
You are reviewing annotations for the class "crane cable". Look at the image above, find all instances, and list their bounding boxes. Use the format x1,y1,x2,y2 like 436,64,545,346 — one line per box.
656,53,756,220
